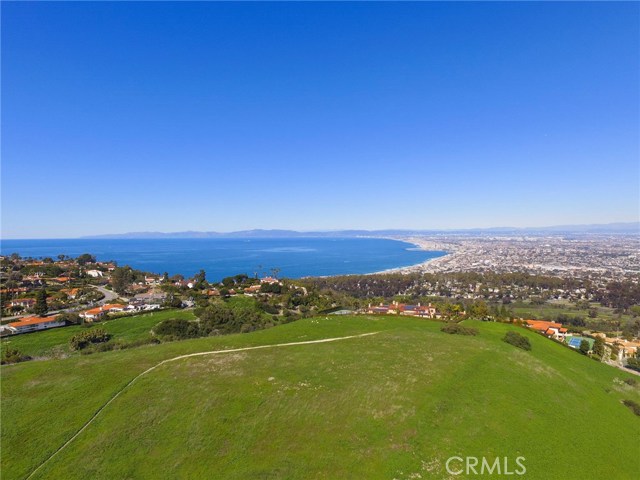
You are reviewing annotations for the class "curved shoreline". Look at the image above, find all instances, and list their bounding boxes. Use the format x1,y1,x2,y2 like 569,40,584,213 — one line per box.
366,236,455,275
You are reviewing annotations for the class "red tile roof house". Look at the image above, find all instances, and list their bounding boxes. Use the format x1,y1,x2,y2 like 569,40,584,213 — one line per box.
525,320,568,341
366,302,439,318
79,304,127,321
0,315,65,335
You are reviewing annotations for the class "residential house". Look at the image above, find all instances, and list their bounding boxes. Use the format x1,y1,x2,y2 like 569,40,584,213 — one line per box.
0,315,65,335
61,288,81,299
79,303,126,321
525,320,568,341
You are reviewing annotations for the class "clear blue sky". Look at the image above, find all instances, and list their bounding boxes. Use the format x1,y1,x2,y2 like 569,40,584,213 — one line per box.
2,1,638,238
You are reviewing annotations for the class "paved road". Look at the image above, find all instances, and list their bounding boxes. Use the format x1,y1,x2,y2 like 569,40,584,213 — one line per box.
94,285,120,304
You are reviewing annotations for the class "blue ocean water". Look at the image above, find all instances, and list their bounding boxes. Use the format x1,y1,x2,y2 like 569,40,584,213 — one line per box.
0,238,446,281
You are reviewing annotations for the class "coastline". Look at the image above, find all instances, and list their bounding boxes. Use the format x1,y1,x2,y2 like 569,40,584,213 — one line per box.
368,236,458,275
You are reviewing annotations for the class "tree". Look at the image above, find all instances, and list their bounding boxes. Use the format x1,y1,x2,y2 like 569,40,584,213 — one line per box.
592,337,605,358
77,253,96,265
579,339,590,355
163,292,183,308
111,267,134,295
193,269,207,288
34,289,48,317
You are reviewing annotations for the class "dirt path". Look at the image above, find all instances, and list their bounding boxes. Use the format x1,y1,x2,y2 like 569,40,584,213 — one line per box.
24,331,379,480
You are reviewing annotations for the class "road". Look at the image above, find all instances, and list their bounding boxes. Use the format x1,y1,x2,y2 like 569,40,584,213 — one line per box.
94,285,120,304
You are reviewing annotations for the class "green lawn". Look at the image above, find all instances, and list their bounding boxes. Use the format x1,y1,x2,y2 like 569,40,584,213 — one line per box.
2,316,639,479
0,309,196,358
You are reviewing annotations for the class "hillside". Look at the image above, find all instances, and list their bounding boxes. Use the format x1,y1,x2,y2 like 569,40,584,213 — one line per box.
2,316,639,479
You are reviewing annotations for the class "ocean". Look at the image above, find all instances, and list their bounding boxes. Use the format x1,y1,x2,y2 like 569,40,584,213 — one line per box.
0,238,446,281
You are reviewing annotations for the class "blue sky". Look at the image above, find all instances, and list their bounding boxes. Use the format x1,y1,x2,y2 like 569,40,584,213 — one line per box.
2,2,638,238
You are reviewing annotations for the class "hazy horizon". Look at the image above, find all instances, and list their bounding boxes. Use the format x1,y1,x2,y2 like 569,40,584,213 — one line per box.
1,221,638,241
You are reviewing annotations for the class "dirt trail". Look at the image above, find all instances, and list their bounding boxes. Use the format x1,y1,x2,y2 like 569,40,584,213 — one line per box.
25,331,379,480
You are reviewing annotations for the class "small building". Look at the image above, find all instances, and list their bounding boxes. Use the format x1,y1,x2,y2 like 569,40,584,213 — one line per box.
86,269,104,278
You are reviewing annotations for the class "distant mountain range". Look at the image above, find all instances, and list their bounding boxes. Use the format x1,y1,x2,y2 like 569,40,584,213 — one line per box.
82,222,639,239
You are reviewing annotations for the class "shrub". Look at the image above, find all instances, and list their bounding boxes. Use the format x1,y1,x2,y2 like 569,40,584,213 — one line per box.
625,358,640,373
153,318,199,340
441,323,478,336
1,347,31,365
69,328,111,351
80,336,160,355
622,399,640,416
503,331,532,351
57,312,83,325
623,378,637,387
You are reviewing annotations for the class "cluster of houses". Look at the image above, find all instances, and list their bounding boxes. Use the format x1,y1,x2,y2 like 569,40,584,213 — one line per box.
365,301,440,318
524,319,639,359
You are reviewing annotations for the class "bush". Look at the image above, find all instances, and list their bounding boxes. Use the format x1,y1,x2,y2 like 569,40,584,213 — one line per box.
623,378,637,387
69,328,111,351
622,399,640,416
441,323,478,336
1,347,31,364
503,331,532,351
80,336,160,355
625,358,640,373
57,312,83,325
153,318,199,340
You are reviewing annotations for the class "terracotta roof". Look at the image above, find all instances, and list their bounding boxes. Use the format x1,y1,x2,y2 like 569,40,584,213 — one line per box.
526,320,564,332
8,315,60,328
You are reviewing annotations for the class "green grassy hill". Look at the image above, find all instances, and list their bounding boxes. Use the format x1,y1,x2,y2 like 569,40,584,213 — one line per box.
2,316,639,479
1,309,196,358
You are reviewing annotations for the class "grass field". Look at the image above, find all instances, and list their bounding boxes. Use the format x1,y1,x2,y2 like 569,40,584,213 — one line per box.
2,316,639,479
510,300,634,326
0,309,196,358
